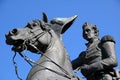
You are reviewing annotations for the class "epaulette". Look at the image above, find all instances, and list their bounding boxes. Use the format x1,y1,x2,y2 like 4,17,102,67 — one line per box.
101,35,115,43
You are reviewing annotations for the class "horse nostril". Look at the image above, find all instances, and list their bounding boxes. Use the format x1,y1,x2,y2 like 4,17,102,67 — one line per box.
11,28,18,35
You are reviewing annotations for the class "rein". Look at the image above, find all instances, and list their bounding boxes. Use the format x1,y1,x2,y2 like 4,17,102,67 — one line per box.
27,28,74,78
13,45,75,80
12,28,76,80
28,43,74,79
12,28,47,80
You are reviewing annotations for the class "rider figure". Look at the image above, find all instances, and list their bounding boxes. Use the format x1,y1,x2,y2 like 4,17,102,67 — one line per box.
72,22,118,80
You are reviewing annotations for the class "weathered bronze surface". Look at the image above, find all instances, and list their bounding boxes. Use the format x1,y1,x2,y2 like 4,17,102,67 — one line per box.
72,22,118,80
5,13,81,80
5,13,119,80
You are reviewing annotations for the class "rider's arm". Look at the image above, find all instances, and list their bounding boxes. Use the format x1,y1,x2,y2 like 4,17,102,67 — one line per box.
83,35,118,72
71,51,85,70
100,35,118,68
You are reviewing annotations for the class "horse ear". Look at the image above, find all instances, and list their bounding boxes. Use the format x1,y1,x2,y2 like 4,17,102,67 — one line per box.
50,15,78,34
42,12,48,23
61,15,78,34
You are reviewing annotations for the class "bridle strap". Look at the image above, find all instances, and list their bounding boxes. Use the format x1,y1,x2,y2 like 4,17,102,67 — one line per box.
12,51,23,80
27,30,72,77
12,27,76,80
13,51,73,80
28,29,47,45
12,42,75,80
28,43,75,79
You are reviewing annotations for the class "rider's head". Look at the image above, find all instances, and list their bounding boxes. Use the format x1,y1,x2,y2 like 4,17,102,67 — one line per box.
82,22,99,41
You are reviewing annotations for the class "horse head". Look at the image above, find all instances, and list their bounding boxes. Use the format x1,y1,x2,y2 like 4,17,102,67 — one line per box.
5,13,80,80
5,13,77,54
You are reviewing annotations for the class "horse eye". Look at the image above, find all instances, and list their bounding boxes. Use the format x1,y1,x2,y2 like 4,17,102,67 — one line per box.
33,23,38,26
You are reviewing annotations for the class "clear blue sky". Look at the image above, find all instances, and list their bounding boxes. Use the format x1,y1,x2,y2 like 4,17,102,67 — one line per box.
0,0,120,80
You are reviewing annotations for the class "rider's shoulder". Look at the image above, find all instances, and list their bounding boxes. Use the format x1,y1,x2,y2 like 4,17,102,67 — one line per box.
101,35,115,44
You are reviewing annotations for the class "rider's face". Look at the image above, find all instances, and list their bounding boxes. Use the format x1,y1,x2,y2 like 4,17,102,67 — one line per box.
83,25,96,41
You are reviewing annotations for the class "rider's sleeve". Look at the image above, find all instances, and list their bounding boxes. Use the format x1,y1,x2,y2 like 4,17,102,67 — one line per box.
100,35,118,68
71,51,85,70
87,35,118,72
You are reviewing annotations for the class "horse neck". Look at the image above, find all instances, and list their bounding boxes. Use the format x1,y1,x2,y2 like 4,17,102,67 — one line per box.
38,31,73,74
42,31,66,66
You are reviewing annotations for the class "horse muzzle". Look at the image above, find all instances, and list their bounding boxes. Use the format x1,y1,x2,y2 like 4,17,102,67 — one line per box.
5,33,26,52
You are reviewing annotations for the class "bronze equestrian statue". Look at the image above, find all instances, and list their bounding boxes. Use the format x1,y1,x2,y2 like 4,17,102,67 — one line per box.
5,13,81,80
72,22,118,80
